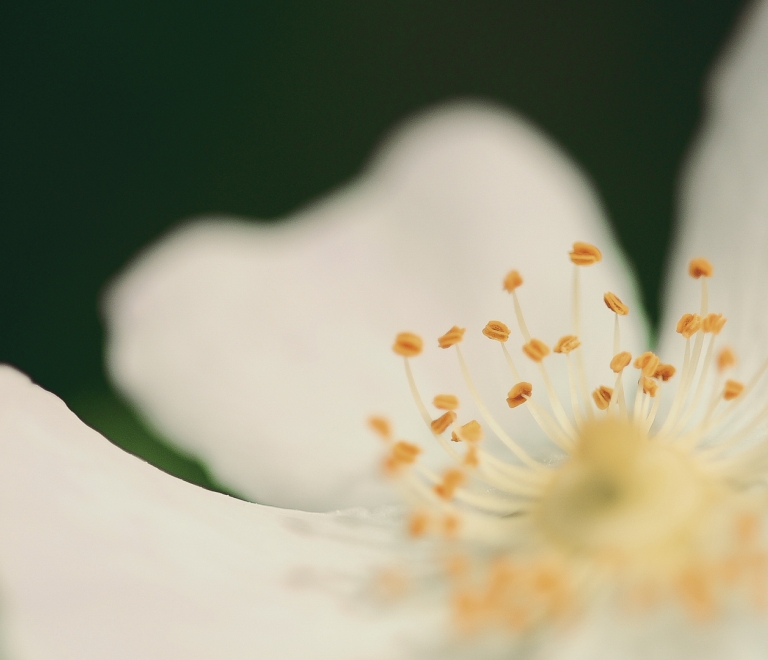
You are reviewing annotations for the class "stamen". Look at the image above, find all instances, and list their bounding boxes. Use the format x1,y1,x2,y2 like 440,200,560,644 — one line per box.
554,335,580,354
503,270,524,292
368,416,392,440
642,377,659,398
689,257,714,279
433,394,460,411
568,242,603,266
718,347,736,372
451,420,483,443
434,469,466,500
431,411,457,435
438,326,466,349
393,332,423,357
724,380,745,401
523,339,550,362
483,320,511,342
677,314,702,339
507,382,533,408
592,386,613,411
603,292,629,315
703,313,727,334
611,352,632,373
654,364,676,381
634,352,661,377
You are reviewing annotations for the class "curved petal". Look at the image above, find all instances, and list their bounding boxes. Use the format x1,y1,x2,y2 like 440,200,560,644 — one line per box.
105,102,648,512
0,366,438,660
660,0,768,368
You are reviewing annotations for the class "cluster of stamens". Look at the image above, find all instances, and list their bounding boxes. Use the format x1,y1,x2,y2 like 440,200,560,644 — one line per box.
372,242,768,631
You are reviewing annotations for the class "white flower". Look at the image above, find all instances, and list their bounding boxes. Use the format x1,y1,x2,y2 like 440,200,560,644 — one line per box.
3,2,768,658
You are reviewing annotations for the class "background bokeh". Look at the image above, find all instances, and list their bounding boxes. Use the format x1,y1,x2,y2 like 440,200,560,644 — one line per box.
0,0,748,492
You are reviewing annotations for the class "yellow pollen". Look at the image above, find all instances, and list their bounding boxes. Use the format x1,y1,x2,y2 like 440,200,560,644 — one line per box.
451,420,483,443
676,313,703,339
483,320,511,342
438,326,466,348
368,416,392,439
503,270,524,292
603,292,629,315
393,332,423,357
523,339,550,362
554,335,580,354
610,351,632,373
569,242,603,266
723,380,744,401
717,347,736,372
634,351,660,377
641,377,659,397
592,386,613,410
431,411,457,435
689,257,714,279
703,313,727,334
433,394,460,411
435,469,466,500
506,382,533,408
654,364,676,382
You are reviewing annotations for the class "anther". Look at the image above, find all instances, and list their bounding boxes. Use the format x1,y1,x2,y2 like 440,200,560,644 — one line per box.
431,411,457,435
610,351,632,373
642,377,659,397
654,364,676,382
523,338,550,362
450,420,483,443
676,313,702,339
688,257,714,279
592,386,613,410
368,416,392,439
603,292,629,315
717,347,736,372
507,382,533,408
703,313,727,334
438,326,466,348
483,320,511,342
723,380,744,401
442,514,461,537
393,332,423,357
433,394,459,411
408,512,429,537
553,335,580,354
503,270,524,292
434,469,466,500
569,242,603,266
391,441,421,464
634,351,660,377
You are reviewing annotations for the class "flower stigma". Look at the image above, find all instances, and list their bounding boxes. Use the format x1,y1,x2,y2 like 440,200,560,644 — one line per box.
372,244,768,635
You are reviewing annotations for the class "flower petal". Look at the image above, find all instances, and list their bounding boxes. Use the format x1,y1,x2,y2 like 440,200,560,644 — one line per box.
660,1,768,367
0,366,437,659
105,103,648,511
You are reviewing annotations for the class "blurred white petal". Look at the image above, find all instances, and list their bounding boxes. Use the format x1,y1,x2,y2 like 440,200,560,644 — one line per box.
105,103,647,511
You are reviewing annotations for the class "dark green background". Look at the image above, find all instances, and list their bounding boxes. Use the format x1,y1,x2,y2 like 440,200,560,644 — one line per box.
0,1,749,492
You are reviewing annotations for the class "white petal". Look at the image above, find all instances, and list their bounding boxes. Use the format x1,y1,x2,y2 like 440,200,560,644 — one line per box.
660,1,768,368
105,103,648,512
0,366,439,660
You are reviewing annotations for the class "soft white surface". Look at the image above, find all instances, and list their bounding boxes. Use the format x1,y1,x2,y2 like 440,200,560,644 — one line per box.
0,366,437,660
660,0,768,374
105,103,648,512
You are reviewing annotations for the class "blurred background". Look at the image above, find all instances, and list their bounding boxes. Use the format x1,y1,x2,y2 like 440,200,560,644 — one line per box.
0,0,749,493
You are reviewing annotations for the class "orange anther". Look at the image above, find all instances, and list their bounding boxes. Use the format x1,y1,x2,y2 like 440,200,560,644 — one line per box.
603,292,629,315
641,377,659,397
433,394,459,411
393,332,423,357
717,347,736,372
368,416,391,439
688,257,713,279
503,270,524,292
703,313,727,334
523,338,550,362
592,386,613,410
654,364,676,381
451,420,483,444
408,512,429,537
610,351,632,373
482,320,511,342
724,380,744,401
431,411,457,435
434,469,466,500
438,326,466,348
553,335,580,354
634,351,660,377
569,242,602,266
391,441,421,464
507,382,533,408
676,313,702,339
